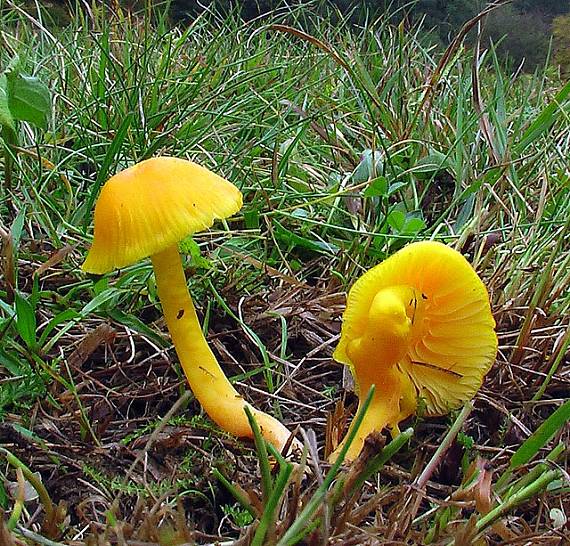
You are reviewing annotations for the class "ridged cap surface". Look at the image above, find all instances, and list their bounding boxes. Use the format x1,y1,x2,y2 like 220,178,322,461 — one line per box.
334,241,497,415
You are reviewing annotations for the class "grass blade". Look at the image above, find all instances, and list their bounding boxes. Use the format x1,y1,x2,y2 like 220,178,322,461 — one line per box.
509,400,570,470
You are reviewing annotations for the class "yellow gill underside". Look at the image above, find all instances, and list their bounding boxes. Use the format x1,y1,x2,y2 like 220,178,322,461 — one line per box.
334,241,497,415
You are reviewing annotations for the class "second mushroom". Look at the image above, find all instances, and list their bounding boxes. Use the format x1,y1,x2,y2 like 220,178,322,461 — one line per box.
330,241,498,462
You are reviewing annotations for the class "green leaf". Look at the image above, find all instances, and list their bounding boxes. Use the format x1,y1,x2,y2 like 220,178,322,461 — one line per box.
404,216,426,234
11,206,27,249
509,400,570,470
454,194,475,232
0,348,24,376
387,181,408,196
352,149,383,183
38,309,80,348
81,288,122,316
387,209,406,231
244,208,260,229
273,220,339,255
0,480,8,509
179,237,211,269
0,74,15,131
363,176,388,197
14,292,36,350
413,151,451,174
6,72,51,129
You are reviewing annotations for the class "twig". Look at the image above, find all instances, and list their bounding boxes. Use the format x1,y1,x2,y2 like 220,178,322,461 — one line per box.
15,526,65,546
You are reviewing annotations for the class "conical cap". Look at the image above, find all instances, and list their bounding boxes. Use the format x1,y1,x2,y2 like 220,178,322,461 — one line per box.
82,157,242,274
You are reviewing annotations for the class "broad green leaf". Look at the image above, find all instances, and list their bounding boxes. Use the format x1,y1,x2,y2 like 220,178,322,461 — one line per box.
387,181,408,196
413,151,451,174
363,176,388,197
11,206,27,249
353,149,383,183
6,72,51,129
14,292,36,350
387,209,406,231
0,74,15,131
509,400,570,470
404,216,426,234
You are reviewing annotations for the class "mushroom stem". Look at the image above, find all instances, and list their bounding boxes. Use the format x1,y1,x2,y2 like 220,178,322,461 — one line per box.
329,367,416,463
151,245,294,451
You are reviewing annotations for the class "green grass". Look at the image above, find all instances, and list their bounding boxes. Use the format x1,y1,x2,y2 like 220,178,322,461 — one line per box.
0,1,568,544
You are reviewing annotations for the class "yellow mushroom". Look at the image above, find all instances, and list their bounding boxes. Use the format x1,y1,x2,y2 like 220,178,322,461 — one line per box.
330,241,498,462
82,157,295,451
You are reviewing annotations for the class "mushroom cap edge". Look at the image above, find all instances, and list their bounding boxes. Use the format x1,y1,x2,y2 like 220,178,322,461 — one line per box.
82,157,243,274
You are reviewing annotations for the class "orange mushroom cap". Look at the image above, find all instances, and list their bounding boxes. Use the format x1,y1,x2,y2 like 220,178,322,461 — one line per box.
335,241,497,425
82,156,242,274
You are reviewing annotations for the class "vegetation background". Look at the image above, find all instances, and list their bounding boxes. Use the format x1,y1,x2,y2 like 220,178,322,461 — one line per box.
1,0,569,545
43,0,570,74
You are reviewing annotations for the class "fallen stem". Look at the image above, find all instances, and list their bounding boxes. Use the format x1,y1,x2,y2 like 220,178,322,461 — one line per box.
15,525,66,546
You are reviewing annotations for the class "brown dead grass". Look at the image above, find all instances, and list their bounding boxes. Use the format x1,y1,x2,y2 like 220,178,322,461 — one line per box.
0,240,568,545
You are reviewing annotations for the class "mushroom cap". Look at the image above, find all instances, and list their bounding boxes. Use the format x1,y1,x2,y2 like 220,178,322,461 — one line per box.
334,241,497,415
82,157,243,274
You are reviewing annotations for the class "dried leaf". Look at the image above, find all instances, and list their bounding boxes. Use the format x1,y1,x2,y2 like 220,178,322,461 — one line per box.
325,398,349,459
67,324,115,369
474,460,493,514
5,471,40,501
34,244,74,277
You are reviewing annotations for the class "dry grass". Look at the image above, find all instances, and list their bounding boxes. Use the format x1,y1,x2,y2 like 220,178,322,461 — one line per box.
0,1,568,545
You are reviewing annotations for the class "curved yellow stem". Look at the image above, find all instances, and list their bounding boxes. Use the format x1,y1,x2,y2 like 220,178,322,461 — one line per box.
151,245,294,451
329,388,396,463
329,366,416,463
330,285,422,463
